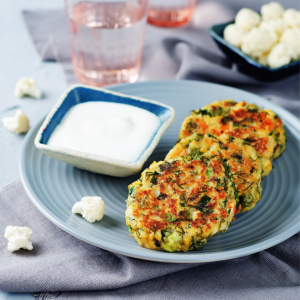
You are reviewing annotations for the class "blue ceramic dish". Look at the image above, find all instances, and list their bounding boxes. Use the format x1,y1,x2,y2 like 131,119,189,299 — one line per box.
35,84,175,177
209,21,300,82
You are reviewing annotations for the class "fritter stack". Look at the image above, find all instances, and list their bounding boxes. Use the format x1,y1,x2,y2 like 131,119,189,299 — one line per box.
125,100,286,252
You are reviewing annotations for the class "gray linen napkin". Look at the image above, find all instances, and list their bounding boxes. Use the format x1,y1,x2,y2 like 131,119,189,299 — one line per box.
0,181,299,299
22,6,300,117
0,181,200,292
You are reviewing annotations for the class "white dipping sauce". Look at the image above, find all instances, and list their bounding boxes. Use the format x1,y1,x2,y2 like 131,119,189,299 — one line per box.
47,102,161,162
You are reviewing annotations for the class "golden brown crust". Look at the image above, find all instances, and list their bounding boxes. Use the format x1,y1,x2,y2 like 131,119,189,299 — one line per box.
178,100,286,161
166,133,265,212
125,99,286,253
126,155,237,252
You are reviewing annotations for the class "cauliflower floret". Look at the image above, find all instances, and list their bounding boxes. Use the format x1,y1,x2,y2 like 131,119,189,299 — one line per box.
72,196,105,223
2,109,30,134
235,8,260,31
267,43,298,68
241,28,277,59
224,24,249,48
4,226,33,252
283,9,300,28
258,53,269,66
261,2,284,20
280,28,300,58
260,19,287,38
15,77,42,99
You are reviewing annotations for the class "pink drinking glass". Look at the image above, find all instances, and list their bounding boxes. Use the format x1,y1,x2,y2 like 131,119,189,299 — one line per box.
65,0,148,87
147,0,197,27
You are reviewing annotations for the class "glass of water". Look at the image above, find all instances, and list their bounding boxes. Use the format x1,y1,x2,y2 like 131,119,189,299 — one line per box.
147,0,197,27
65,0,148,87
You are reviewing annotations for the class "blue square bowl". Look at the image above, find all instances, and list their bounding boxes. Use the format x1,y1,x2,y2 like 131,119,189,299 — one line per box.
209,21,300,82
35,85,175,177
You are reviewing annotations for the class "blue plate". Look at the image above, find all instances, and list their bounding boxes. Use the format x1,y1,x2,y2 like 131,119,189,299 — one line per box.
210,21,300,82
20,80,300,263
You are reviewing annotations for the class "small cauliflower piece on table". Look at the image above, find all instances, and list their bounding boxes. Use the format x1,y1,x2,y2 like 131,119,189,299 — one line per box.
4,226,33,252
72,196,105,223
2,109,30,134
261,2,284,21
283,9,300,28
241,27,277,59
224,24,249,48
268,43,298,68
235,8,260,31
15,77,42,99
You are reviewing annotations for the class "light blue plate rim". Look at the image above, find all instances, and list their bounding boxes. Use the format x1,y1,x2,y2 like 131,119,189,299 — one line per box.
20,80,300,263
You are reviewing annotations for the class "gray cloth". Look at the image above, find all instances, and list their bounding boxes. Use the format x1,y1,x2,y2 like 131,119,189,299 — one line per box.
0,181,299,300
22,5,300,118
0,181,199,292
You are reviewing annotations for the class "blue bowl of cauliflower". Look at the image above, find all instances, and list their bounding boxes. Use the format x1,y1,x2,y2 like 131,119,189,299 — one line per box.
209,2,300,82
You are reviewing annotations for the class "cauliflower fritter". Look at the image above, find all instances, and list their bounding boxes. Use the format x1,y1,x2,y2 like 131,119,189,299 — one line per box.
125,99,286,253
166,133,266,212
126,155,238,252
178,100,286,162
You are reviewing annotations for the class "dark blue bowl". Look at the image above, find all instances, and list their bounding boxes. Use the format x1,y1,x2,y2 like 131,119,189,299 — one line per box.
209,21,300,82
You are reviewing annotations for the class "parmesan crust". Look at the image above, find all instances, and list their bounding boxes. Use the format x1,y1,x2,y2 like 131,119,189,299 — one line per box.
125,99,286,252
178,100,286,162
167,133,266,212
126,154,237,252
